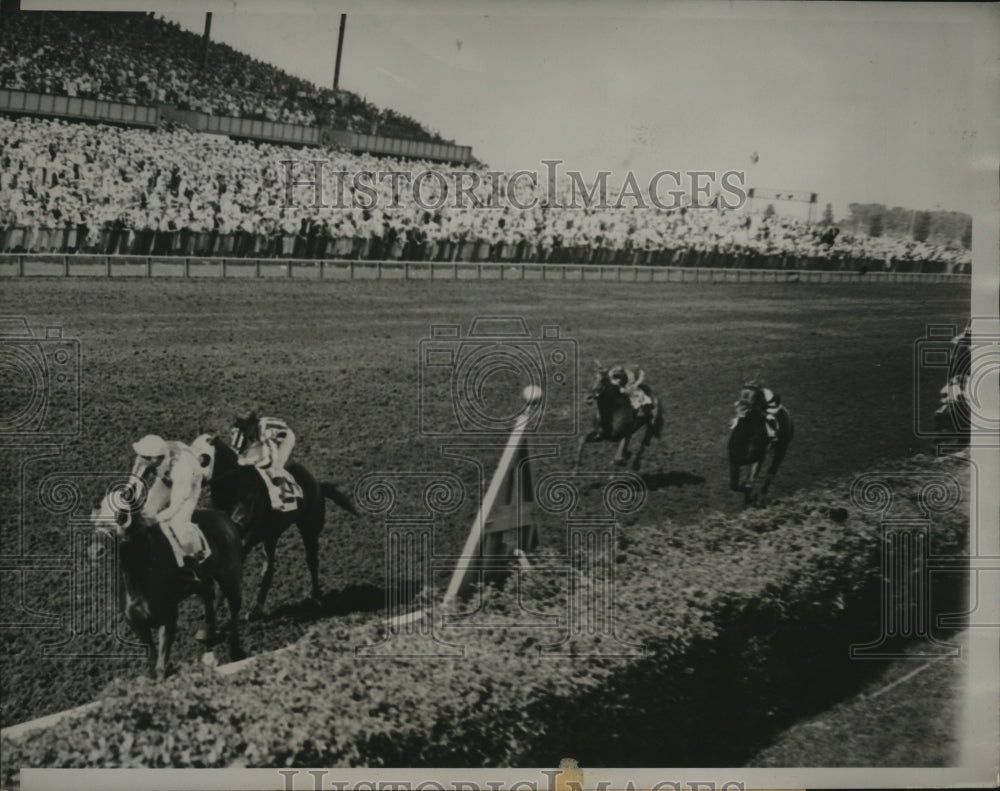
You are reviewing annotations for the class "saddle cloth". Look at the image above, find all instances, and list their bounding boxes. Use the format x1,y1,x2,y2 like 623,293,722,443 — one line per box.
627,391,653,412
623,384,654,413
255,468,303,512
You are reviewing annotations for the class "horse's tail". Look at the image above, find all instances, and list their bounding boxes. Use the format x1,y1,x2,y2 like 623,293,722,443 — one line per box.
320,482,359,516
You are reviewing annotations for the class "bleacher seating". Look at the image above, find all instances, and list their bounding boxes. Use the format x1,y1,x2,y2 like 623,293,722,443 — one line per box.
0,10,451,143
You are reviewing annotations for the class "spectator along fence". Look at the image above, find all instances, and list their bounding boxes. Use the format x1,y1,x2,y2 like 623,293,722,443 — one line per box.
0,254,969,284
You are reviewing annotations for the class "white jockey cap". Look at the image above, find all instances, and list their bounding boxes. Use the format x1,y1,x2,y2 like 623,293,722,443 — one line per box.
132,434,167,458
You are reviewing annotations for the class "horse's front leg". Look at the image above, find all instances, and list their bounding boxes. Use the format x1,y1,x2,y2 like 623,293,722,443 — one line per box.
744,461,761,507
729,462,743,493
154,620,177,680
195,583,217,644
132,621,156,678
575,429,601,467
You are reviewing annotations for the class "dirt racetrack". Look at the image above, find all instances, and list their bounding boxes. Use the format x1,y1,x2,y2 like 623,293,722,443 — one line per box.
0,277,968,727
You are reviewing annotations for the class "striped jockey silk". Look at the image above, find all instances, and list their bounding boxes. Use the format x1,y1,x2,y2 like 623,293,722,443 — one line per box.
259,417,291,443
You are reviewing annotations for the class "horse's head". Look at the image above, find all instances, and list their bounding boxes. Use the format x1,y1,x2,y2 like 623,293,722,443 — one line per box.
191,433,218,481
89,477,149,540
585,362,614,403
230,410,261,453
733,383,767,422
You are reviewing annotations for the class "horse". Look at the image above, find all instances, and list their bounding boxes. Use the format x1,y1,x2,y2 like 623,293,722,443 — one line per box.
934,379,971,436
575,365,664,471
191,432,358,619
727,384,793,507
90,484,245,679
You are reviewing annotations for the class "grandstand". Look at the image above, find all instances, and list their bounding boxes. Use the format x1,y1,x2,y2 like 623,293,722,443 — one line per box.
0,10,451,140
0,9,972,274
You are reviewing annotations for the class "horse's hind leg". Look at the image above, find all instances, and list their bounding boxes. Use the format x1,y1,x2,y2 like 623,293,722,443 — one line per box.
632,427,654,471
298,513,323,606
249,536,278,620
217,577,245,661
759,443,790,504
615,436,631,465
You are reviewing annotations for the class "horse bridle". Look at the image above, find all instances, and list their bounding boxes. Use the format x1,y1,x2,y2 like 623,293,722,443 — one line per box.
734,387,765,421
585,373,613,403
201,436,251,486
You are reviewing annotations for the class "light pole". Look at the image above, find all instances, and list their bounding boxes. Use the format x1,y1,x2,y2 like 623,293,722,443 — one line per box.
333,14,346,91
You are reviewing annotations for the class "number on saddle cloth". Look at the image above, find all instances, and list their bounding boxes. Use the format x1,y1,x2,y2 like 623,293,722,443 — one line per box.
254,467,302,513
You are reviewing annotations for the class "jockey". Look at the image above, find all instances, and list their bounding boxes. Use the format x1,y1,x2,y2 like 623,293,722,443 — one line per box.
761,388,782,441
131,434,211,580
608,364,654,413
232,412,296,487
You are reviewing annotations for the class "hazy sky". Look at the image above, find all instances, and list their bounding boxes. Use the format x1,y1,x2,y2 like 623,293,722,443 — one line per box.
34,1,998,218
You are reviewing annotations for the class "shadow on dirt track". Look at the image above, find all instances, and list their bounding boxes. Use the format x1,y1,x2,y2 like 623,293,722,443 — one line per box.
641,470,707,490
262,583,400,623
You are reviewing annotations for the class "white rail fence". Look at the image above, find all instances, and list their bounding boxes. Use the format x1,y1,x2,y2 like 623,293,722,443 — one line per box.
0,254,970,284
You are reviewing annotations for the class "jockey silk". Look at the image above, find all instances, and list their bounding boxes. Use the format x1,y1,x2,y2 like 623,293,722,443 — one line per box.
133,440,210,566
238,416,296,482
610,365,653,412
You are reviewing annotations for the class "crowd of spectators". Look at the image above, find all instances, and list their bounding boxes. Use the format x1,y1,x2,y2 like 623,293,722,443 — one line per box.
0,116,972,272
0,11,450,141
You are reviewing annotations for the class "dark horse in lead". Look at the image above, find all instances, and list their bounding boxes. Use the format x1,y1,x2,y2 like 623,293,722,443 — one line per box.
728,384,793,507
576,366,664,471
192,431,357,618
90,485,245,678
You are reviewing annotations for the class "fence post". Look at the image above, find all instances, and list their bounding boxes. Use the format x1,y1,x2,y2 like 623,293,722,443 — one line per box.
221,258,227,279
319,260,325,280
63,255,69,277
377,260,382,279
146,257,152,278
520,264,526,280
255,259,261,278
453,261,458,280
349,260,354,280
184,258,190,278
404,262,410,280
105,256,110,278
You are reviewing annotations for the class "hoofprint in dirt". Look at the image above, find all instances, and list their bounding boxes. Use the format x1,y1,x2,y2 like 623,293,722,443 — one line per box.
0,278,968,727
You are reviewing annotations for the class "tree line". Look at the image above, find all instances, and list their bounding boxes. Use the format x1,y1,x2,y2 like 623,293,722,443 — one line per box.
837,203,972,248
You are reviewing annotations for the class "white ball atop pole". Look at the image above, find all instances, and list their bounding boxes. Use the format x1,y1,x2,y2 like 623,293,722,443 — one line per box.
522,384,543,404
